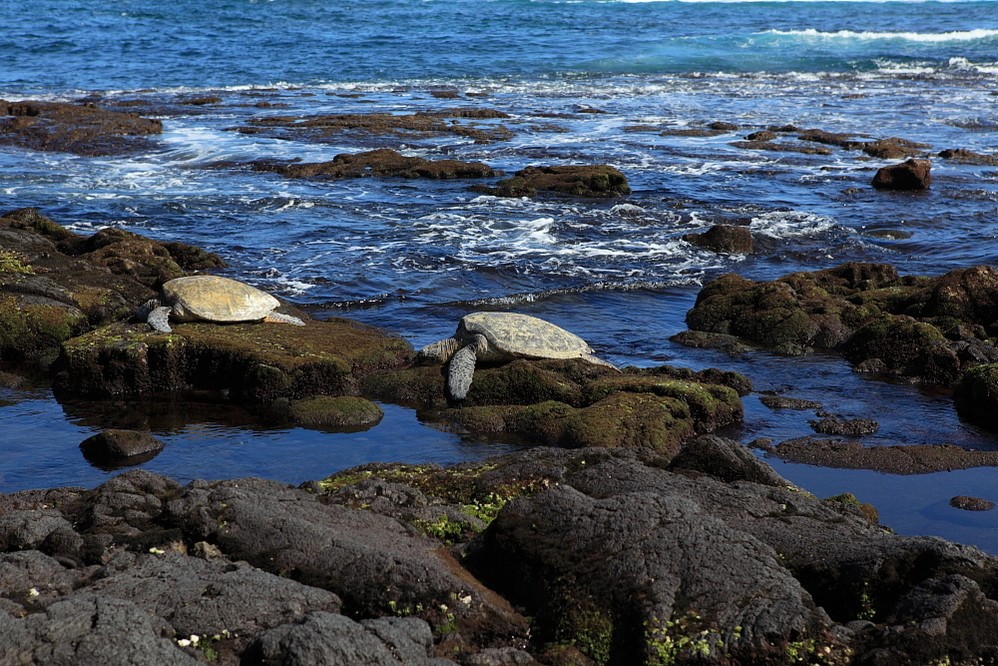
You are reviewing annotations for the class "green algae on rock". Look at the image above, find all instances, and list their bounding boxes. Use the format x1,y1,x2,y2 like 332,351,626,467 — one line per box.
287,395,384,430
369,358,745,457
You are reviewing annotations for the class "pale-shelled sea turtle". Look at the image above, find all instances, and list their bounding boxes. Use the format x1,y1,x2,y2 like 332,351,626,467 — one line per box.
139,275,305,333
417,311,616,400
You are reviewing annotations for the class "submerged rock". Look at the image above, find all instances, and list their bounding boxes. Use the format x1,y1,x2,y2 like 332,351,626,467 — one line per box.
772,437,998,474
0,99,162,156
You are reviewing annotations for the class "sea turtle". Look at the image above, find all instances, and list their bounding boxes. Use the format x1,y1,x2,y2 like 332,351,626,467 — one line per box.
417,311,616,400
139,275,305,333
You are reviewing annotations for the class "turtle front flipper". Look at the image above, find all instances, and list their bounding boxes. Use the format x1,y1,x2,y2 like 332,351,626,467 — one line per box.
447,334,488,401
147,306,173,333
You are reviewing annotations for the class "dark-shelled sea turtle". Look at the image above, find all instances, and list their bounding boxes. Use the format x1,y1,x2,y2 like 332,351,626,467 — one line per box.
139,275,305,333
417,311,616,400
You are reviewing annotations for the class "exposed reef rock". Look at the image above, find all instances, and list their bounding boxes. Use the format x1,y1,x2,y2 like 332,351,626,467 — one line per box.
254,148,499,180
682,262,998,385
0,99,162,156
0,208,223,369
473,165,630,198
237,109,513,144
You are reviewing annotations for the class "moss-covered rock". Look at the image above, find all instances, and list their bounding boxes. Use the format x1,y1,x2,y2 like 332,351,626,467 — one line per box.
0,208,226,368
954,363,998,429
52,318,412,405
288,395,384,430
683,262,998,386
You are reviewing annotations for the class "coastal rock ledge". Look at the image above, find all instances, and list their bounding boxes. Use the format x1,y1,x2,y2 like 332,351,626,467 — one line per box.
3,441,998,664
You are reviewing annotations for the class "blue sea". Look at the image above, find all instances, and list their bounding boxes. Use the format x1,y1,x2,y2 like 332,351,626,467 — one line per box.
1,0,997,550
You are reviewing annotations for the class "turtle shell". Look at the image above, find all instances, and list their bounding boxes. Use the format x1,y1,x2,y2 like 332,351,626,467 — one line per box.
459,312,593,359
162,275,280,323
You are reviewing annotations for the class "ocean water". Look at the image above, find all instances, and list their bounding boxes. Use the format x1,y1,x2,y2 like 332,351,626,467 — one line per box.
1,0,997,550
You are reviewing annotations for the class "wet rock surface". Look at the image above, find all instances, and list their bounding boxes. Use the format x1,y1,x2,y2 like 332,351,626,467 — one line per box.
0,208,223,369
0,99,163,156
683,224,754,254
253,148,499,180
473,165,631,198
237,109,513,144
6,442,995,664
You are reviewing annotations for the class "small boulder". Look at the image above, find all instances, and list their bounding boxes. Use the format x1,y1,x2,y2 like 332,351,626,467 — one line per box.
808,417,879,437
683,224,753,254
954,363,998,429
79,429,165,466
872,159,932,190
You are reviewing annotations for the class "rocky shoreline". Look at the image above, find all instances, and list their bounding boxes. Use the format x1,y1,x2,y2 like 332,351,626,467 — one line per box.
2,98,998,664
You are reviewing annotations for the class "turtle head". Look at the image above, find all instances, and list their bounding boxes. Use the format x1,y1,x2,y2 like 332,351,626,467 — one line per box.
414,337,461,365
134,298,161,322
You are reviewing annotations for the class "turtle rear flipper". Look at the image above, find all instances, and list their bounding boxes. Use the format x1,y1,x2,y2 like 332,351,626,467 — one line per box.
147,306,173,333
264,312,306,327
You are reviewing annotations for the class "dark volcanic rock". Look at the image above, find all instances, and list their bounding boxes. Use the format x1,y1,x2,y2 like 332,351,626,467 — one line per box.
4,446,998,664
0,99,162,156
475,165,630,198
872,158,932,190
242,612,450,665
256,148,498,180
79,429,165,466
0,595,200,665
730,139,833,155
773,437,998,473
684,224,754,254
164,476,528,645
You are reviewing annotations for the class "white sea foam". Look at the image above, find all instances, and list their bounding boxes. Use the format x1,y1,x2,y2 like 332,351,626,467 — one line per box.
750,211,837,238
763,28,998,42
